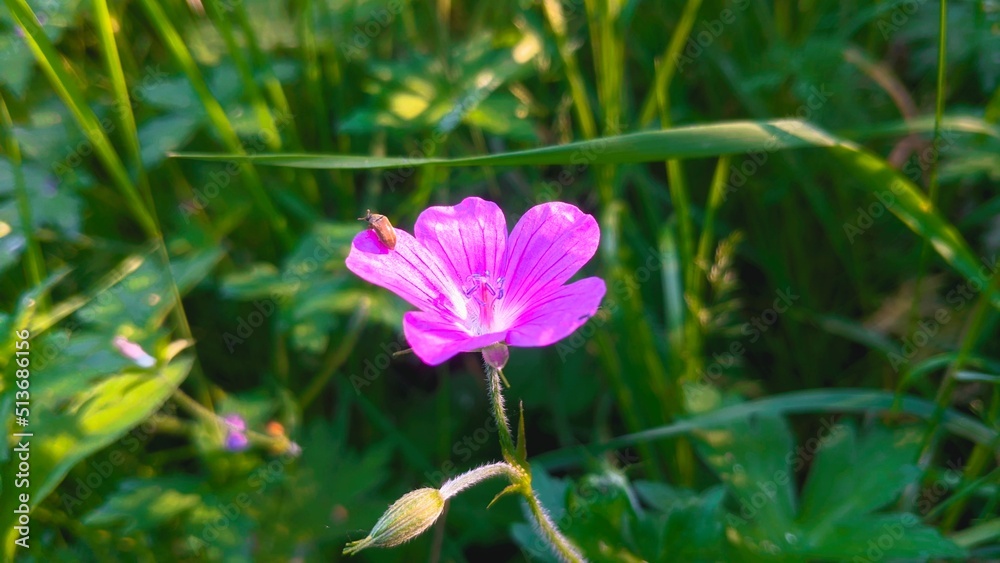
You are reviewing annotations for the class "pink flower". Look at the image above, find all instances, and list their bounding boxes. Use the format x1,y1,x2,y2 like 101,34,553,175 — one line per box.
112,336,156,368
346,197,606,366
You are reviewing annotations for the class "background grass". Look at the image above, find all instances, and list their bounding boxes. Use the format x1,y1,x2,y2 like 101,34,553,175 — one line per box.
1,0,999,561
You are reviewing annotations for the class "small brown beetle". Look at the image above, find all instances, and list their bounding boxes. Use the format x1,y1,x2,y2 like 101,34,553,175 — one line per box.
359,209,397,250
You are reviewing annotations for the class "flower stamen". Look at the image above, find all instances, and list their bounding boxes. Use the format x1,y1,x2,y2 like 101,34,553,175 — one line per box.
463,271,506,334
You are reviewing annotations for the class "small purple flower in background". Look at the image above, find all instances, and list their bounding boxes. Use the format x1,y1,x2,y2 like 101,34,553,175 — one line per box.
222,414,249,452
112,336,156,368
346,197,605,366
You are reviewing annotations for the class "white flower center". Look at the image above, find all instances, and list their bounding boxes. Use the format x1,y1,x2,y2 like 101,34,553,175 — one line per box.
462,271,505,335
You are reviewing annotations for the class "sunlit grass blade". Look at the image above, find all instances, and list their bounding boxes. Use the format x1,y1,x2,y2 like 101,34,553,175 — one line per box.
173,118,837,167
175,118,998,312
91,0,147,199
4,0,156,236
840,114,1000,141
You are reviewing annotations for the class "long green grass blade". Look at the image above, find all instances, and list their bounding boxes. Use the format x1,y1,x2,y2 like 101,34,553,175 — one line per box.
535,389,1000,470
174,118,998,310
136,0,291,247
4,0,156,236
173,118,836,167
0,94,45,289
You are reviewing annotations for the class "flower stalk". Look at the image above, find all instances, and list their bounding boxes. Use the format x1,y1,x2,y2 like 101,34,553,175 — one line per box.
485,366,586,563
344,461,520,556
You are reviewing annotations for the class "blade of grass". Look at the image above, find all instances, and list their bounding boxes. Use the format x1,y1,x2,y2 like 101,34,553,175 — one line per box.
950,518,1000,550
136,0,291,248
906,0,949,382
91,0,148,205
534,388,1000,470
637,0,703,127
91,0,219,407
4,0,157,237
654,57,697,374
228,0,319,206
175,119,999,312
201,0,280,150
659,223,684,371
299,301,370,410
541,0,598,140
172,118,840,166
0,94,46,292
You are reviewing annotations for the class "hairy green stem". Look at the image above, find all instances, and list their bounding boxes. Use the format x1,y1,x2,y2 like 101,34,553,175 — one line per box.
487,366,518,466
486,367,585,562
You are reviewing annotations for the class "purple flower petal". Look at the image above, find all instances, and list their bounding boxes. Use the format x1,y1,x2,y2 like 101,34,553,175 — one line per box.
347,228,466,317
223,414,246,432
346,198,605,365
224,431,249,452
507,277,606,346
414,197,507,288
403,310,508,365
499,202,600,317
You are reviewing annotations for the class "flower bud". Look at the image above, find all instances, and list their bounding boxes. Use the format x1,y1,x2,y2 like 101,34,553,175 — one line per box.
343,488,445,555
112,336,156,368
482,342,509,370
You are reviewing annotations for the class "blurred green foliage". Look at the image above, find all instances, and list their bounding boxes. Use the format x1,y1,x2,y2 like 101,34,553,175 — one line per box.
1,0,999,561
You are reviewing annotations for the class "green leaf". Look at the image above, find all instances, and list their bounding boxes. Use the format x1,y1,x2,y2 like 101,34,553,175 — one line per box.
487,483,521,510
138,113,203,168
0,355,194,550
563,470,644,562
83,477,203,534
805,513,965,561
789,423,965,560
632,482,728,561
798,423,922,527
692,414,797,537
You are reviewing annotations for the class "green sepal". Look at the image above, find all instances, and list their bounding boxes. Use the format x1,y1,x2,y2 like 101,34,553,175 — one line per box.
515,400,528,466
487,483,522,510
